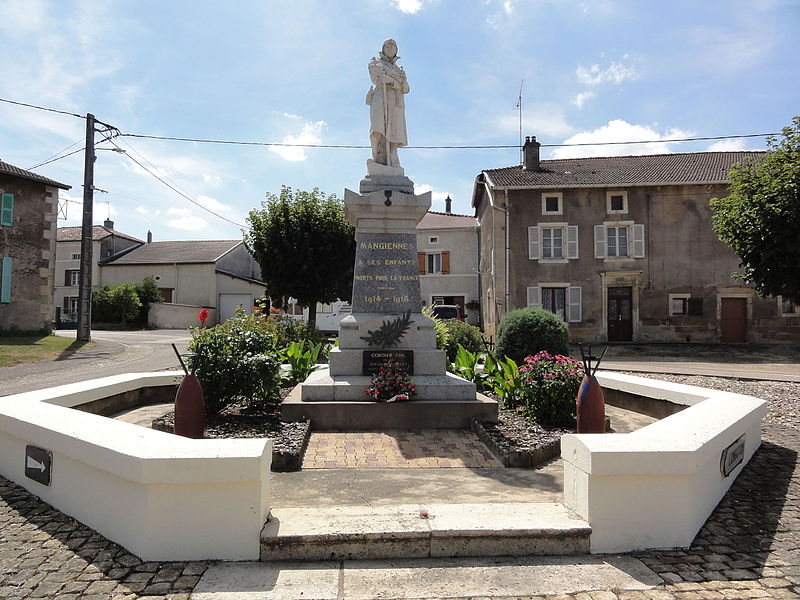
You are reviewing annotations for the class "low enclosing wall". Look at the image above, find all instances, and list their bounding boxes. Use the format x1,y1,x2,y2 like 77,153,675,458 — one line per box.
148,303,218,329
0,372,271,561
563,371,766,554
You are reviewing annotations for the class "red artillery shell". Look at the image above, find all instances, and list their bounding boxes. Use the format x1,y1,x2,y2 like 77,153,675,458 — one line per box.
174,374,205,439
576,374,606,434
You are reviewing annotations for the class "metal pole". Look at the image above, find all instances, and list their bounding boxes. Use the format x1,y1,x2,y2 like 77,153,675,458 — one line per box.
76,113,96,342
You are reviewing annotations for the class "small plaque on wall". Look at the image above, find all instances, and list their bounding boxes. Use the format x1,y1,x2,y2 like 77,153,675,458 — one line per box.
363,350,414,376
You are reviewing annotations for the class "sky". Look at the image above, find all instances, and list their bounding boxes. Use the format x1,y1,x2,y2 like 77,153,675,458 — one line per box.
0,0,798,243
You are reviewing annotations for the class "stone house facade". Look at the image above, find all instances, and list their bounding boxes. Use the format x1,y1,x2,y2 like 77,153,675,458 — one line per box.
416,203,480,326
472,138,800,343
0,160,70,332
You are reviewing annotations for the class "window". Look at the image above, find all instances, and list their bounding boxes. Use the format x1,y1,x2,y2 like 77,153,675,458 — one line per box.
429,236,438,244
69,297,80,315
527,284,582,322
606,191,628,214
1,194,13,226
71,252,81,260
418,251,450,274
541,192,563,215
594,223,645,259
528,224,578,260
607,226,628,257
0,257,11,303
70,270,80,286
669,294,690,315
427,253,441,274
780,297,799,317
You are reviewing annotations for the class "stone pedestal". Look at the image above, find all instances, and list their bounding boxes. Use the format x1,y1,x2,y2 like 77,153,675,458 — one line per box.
288,184,497,430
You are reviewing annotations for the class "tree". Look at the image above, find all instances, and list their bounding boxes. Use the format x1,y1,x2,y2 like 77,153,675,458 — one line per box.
110,283,142,325
711,116,800,304
245,186,356,325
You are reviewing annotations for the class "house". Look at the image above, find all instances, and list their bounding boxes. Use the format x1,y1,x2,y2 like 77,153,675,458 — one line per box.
100,239,266,327
416,199,480,325
472,137,800,343
54,220,143,324
0,160,70,332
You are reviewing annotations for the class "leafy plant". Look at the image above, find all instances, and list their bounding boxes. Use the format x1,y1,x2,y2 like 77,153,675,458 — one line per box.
495,307,569,364
442,320,484,362
517,350,583,428
365,360,417,402
422,305,450,351
482,353,521,408
282,340,322,384
187,313,282,416
259,314,327,350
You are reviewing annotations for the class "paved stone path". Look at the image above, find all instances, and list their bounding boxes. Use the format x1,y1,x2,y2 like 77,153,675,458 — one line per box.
302,430,500,469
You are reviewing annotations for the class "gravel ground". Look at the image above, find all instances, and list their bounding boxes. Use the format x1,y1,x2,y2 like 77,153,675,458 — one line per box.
620,372,800,429
478,406,571,457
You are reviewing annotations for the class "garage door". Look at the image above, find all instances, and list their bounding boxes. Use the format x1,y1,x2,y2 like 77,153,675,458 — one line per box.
219,293,253,323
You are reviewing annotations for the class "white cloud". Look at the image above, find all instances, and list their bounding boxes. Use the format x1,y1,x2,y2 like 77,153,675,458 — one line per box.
168,216,208,231
167,207,192,217
135,205,161,216
196,195,231,213
269,120,326,162
576,61,638,86
573,91,595,108
391,0,431,14
0,0,46,36
415,183,450,206
551,120,694,159
707,138,748,151
202,173,222,187
276,111,303,120
503,0,517,14
494,102,575,138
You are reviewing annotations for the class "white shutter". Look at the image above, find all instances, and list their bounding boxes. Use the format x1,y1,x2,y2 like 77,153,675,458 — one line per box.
594,225,606,258
632,224,645,258
567,225,579,259
567,286,582,322
527,286,540,307
528,226,540,260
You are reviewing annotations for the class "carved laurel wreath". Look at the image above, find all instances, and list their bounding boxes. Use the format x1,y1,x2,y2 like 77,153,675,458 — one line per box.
360,311,412,348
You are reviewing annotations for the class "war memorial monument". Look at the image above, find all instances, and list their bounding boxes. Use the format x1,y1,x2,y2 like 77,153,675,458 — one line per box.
283,39,498,429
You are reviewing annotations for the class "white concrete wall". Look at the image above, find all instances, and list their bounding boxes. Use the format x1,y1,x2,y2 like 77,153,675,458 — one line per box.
562,372,766,553
148,303,218,328
0,372,271,561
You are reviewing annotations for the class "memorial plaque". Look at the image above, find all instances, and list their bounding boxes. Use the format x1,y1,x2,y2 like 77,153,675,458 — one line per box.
363,350,414,376
720,434,745,477
25,445,52,486
351,232,421,313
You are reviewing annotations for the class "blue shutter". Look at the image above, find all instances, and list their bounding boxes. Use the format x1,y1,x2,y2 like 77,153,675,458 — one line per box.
1,194,13,226
1,257,11,303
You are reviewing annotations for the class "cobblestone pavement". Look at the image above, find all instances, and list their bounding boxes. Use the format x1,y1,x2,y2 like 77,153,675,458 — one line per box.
302,429,500,469
1,381,798,599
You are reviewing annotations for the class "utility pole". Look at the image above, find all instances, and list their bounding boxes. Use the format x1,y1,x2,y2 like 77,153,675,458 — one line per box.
76,113,96,342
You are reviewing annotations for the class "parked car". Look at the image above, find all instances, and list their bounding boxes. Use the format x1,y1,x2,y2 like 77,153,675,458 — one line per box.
431,304,462,321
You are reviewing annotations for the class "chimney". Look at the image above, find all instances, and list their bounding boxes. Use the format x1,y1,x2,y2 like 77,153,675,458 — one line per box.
147,230,153,243
445,195,452,215
523,136,541,171
104,218,114,230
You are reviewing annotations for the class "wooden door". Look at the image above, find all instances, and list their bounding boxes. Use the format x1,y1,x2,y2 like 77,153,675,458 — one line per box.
607,286,633,342
720,298,747,343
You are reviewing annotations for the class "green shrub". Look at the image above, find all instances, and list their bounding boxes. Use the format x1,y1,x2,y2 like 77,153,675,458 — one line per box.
134,276,163,324
442,320,484,362
422,305,450,351
260,314,327,350
518,351,583,428
187,313,282,416
282,340,323,384
495,307,569,364
91,286,116,323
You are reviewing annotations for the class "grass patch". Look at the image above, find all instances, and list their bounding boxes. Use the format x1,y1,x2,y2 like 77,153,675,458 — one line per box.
0,335,93,367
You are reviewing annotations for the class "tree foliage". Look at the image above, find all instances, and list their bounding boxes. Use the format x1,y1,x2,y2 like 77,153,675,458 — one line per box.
711,116,800,303
245,186,355,324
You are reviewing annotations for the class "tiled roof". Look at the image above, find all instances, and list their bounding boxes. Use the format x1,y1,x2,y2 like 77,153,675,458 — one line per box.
0,160,71,189
418,211,478,229
483,151,765,188
106,240,242,265
57,226,143,243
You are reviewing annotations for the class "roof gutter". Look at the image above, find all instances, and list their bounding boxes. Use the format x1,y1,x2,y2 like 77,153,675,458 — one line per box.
487,179,731,191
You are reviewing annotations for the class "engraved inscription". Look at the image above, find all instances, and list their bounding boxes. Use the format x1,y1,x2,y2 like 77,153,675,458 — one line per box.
351,232,421,313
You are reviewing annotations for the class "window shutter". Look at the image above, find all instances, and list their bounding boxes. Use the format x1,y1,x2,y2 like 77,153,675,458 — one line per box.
688,298,703,316
526,286,540,307
632,224,645,258
441,251,450,274
65,270,71,286
1,257,11,303
63,296,69,311
594,225,606,258
567,286,582,322
567,226,579,259
1,194,13,226
528,226,540,259
418,252,426,275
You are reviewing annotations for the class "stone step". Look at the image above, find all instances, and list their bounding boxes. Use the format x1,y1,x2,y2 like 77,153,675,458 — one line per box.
260,502,591,561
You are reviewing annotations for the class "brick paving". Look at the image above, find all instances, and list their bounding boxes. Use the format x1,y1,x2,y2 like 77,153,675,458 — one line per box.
302,429,501,469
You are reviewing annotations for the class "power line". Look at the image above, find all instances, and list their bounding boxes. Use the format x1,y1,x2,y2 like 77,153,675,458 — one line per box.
27,146,84,170
108,139,250,230
0,97,84,119
27,138,84,170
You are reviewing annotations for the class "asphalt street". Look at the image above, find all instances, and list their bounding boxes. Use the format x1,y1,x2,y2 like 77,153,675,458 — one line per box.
0,329,191,396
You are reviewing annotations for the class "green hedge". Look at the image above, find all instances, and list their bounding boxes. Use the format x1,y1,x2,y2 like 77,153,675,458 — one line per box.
495,307,569,364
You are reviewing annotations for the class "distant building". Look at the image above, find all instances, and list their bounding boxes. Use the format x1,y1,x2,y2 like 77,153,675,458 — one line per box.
0,160,70,332
472,138,800,343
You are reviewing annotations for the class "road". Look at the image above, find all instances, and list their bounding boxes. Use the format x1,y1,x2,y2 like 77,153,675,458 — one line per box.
0,329,191,396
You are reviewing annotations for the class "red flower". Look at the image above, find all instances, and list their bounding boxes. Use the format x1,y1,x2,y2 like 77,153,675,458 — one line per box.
196,308,209,326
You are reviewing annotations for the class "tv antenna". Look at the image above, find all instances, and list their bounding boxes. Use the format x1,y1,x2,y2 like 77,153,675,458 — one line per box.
515,80,524,165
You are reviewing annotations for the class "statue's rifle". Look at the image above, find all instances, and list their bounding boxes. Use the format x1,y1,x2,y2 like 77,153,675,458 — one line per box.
382,73,390,166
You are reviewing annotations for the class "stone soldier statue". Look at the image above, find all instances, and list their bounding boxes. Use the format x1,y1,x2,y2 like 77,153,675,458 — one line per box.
366,38,409,173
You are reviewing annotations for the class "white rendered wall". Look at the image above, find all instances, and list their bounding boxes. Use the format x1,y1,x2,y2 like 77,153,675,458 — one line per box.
0,372,271,561
562,372,766,553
